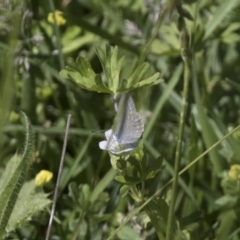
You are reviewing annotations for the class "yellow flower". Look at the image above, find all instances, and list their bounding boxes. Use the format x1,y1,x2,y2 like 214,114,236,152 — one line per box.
228,164,240,180
35,170,53,186
47,11,66,26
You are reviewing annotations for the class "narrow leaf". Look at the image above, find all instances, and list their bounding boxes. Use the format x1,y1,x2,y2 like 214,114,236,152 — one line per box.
204,0,239,39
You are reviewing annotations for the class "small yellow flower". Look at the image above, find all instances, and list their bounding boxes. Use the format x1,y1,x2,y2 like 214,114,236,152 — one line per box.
228,164,240,180
47,11,66,26
35,170,53,186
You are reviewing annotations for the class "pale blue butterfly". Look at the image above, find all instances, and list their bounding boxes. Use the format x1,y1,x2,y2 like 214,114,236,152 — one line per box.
99,93,144,154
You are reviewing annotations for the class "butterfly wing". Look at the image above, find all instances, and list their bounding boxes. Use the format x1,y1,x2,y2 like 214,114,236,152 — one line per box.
99,129,118,151
114,93,144,145
99,129,138,154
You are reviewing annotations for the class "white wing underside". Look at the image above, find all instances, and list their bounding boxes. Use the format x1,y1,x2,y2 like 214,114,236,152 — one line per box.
114,94,144,143
99,129,139,154
99,94,144,155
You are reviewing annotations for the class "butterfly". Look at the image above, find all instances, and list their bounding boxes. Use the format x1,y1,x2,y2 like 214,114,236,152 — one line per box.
99,93,144,155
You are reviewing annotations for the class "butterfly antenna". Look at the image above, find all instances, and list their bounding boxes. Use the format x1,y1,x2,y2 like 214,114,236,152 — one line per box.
45,114,72,240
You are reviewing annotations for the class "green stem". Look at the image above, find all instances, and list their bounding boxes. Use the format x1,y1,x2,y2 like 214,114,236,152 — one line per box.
136,5,168,142
72,212,86,240
21,65,36,122
138,6,167,65
141,154,147,199
165,46,190,239
48,0,65,69
48,0,79,123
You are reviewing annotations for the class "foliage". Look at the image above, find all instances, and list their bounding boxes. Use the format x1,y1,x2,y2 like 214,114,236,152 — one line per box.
60,46,162,94
0,113,50,238
1,0,240,239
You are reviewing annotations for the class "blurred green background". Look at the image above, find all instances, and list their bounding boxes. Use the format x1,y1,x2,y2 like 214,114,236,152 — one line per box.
1,0,240,239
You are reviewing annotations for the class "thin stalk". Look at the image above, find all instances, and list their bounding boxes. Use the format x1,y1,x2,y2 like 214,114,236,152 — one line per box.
72,212,86,240
166,40,190,239
136,4,167,116
45,115,72,240
141,181,145,201
4,124,103,138
138,6,167,65
48,0,78,123
48,0,65,69
141,162,146,200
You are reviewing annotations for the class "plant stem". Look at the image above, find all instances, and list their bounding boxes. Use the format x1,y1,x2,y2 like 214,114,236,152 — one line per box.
138,6,167,65
0,2,21,135
48,0,65,69
45,115,72,240
141,154,147,199
165,33,190,239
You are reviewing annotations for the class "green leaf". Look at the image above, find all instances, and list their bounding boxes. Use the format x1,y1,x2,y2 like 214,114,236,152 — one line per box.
64,10,140,55
61,26,96,54
0,112,34,238
226,78,240,93
76,56,97,81
60,136,92,191
82,184,91,202
125,62,150,88
180,7,193,21
145,142,199,206
134,74,163,88
119,185,130,198
60,45,163,94
146,155,164,179
68,182,80,205
215,195,238,207
6,180,51,233
179,210,203,229
204,0,239,39
144,63,183,139
210,109,240,162
215,210,237,240
193,71,226,174
60,57,112,94
96,45,125,94
78,184,91,210
116,225,142,240
150,39,173,55
145,199,171,239
114,176,141,185
120,74,163,92
187,117,201,184
221,33,240,44
116,159,128,170
136,211,150,227
127,157,142,177
90,169,116,203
